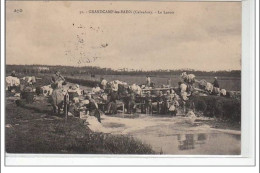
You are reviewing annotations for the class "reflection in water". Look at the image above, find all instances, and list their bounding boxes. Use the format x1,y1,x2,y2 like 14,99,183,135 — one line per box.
177,133,240,152
178,133,207,150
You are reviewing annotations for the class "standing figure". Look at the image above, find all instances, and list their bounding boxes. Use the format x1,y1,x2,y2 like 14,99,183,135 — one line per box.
162,90,172,114
11,71,16,77
127,91,136,114
51,71,65,89
50,71,66,115
145,91,153,114
146,76,151,87
156,91,163,114
212,77,220,88
100,77,107,90
88,96,101,123
107,91,118,115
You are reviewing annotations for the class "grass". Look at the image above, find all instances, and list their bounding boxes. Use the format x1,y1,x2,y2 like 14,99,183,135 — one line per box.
10,72,241,91
65,74,241,91
5,97,155,154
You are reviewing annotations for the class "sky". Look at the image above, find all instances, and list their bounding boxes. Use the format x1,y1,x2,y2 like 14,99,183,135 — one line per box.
6,1,241,71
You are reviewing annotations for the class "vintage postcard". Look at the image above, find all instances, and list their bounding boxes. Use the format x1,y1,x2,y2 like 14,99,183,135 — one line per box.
5,0,244,161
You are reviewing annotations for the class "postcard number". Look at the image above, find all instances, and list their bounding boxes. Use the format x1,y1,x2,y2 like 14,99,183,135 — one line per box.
14,9,23,13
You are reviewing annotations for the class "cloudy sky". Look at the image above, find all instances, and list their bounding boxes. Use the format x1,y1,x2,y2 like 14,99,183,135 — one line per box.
6,1,241,71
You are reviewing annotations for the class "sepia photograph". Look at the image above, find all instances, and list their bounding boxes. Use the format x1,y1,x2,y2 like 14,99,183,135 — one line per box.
5,0,243,157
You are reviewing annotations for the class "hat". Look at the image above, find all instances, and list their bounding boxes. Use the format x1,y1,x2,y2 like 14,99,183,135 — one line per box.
214,77,218,79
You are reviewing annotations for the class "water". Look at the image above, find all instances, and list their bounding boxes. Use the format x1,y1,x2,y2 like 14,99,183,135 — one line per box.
87,115,241,155
177,133,240,154
136,132,241,155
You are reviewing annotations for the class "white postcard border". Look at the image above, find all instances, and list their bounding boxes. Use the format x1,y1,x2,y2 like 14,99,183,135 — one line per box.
1,0,257,167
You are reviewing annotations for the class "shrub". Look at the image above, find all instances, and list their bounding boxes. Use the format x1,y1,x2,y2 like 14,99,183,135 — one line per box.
189,95,241,122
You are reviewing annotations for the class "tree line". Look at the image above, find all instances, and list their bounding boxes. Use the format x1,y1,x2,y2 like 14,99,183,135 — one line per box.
6,64,241,77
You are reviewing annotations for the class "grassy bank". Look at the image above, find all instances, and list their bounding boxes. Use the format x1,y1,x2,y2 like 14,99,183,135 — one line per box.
189,95,241,123
5,96,155,154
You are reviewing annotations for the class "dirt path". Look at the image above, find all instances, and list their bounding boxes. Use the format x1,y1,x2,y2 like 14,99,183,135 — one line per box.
86,114,241,155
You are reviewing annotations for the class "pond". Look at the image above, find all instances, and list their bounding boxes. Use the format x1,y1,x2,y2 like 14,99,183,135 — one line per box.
86,114,241,155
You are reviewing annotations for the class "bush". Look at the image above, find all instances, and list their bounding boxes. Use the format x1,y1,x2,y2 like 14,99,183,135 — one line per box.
189,95,241,122
220,99,241,122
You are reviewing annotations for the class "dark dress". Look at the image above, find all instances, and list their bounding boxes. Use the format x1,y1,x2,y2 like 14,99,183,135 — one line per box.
156,95,163,114
145,95,153,114
107,91,118,114
213,79,220,88
127,93,136,114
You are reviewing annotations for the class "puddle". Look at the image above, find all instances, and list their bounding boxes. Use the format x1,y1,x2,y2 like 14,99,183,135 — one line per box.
86,115,241,155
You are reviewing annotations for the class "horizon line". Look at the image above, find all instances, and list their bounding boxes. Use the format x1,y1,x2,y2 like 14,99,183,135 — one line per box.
6,64,241,72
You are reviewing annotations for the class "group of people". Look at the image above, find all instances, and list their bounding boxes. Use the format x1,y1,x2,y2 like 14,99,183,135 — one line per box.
97,76,183,116
51,71,225,117
11,69,223,117
94,74,224,116
143,89,180,116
